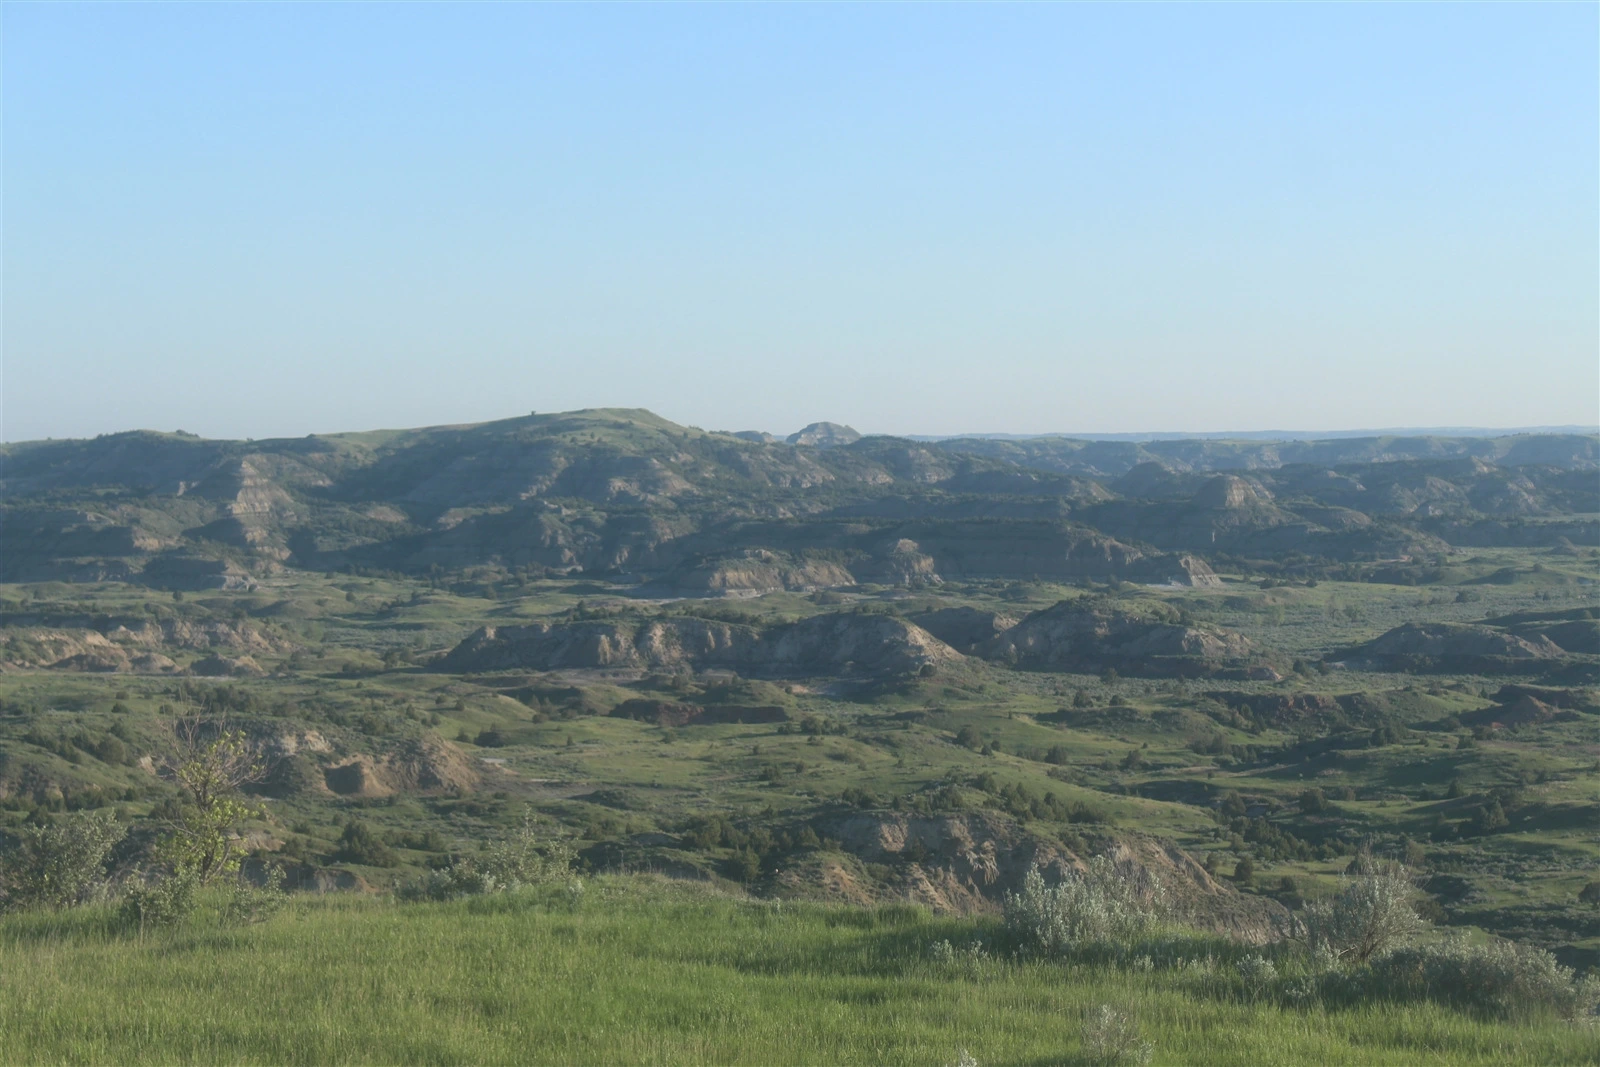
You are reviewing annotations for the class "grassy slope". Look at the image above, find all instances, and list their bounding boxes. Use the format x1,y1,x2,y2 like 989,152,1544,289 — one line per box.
2,881,1595,1067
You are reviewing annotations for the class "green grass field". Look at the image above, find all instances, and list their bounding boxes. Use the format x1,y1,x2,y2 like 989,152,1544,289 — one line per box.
2,879,1596,1066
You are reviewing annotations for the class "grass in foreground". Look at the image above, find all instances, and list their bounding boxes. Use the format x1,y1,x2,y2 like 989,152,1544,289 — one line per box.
1,878,1596,1066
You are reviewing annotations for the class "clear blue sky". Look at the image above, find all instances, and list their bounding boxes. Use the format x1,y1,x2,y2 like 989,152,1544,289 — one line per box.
4,3,1596,441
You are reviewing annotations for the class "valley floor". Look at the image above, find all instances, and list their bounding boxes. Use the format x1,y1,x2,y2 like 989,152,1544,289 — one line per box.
1,879,1594,1067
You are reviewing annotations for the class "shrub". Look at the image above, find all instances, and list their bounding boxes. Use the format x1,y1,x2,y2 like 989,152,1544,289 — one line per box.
224,865,288,927
1079,1004,1152,1066
400,809,576,901
1004,857,1165,958
118,867,199,935
1236,953,1277,1001
1370,937,1600,1021
1301,863,1424,966
0,810,125,912
337,820,399,867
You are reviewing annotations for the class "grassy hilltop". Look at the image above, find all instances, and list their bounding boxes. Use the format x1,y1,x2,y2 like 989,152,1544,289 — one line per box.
3,882,1596,1066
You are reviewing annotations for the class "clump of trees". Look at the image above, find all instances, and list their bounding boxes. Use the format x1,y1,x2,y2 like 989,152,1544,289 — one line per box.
1,717,282,935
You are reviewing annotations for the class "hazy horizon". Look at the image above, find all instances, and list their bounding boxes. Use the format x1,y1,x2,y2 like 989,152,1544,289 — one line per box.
4,404,1597,448
5,5,1597,442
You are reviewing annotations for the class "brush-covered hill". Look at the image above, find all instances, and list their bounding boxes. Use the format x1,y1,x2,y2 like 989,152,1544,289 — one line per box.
3,410,1594,589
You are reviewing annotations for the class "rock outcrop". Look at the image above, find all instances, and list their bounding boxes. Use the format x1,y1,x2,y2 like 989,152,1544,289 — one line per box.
786,422,862,447
320,736,479,797
436,611,962,681
650,550,854,597
0,616,292,673
981,600,1253,676
1366,622,1563,660
910,607,1019,652
780,811,1286,939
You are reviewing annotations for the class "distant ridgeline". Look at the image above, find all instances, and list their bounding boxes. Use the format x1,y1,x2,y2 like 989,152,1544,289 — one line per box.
0,408,1594,589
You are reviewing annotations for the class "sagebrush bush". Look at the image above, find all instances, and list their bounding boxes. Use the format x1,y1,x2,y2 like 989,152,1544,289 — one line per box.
1078,1004,1152,1066
1301,863,1424,966
1369,937,1600,1022
0,810,125,912
1236,953,1278,1001
1004,857,1165,958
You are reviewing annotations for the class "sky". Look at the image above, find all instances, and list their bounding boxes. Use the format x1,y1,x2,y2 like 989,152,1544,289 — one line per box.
4,3,1597,442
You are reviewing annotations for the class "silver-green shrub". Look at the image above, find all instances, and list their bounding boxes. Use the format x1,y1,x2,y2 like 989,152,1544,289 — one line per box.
1370,937,1600,1021
1004,857,1165,958
1079,1004,1152,1066
1236,953,1278,1001
1301,862,1424,966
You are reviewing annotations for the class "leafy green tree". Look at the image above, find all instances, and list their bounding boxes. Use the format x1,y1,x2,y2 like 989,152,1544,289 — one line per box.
1473,800,1509,836
155,722,263,886
729,847,761,883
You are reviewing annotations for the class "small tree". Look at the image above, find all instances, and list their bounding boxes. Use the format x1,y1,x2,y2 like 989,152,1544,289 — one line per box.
156,720,263,886
1473,800,1509,835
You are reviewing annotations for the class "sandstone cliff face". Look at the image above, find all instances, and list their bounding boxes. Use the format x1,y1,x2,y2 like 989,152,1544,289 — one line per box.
320,735,480,797
0,617,292,673
981,600,1252,675
851,539,941,586
653,551,855,596
1192,474,1274,510
436,611,961,680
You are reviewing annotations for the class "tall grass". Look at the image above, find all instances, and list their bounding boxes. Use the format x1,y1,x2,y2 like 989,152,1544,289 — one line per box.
0,878,1594,1066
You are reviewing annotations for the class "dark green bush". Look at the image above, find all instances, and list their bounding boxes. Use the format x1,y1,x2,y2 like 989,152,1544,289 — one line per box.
336,821,399,867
